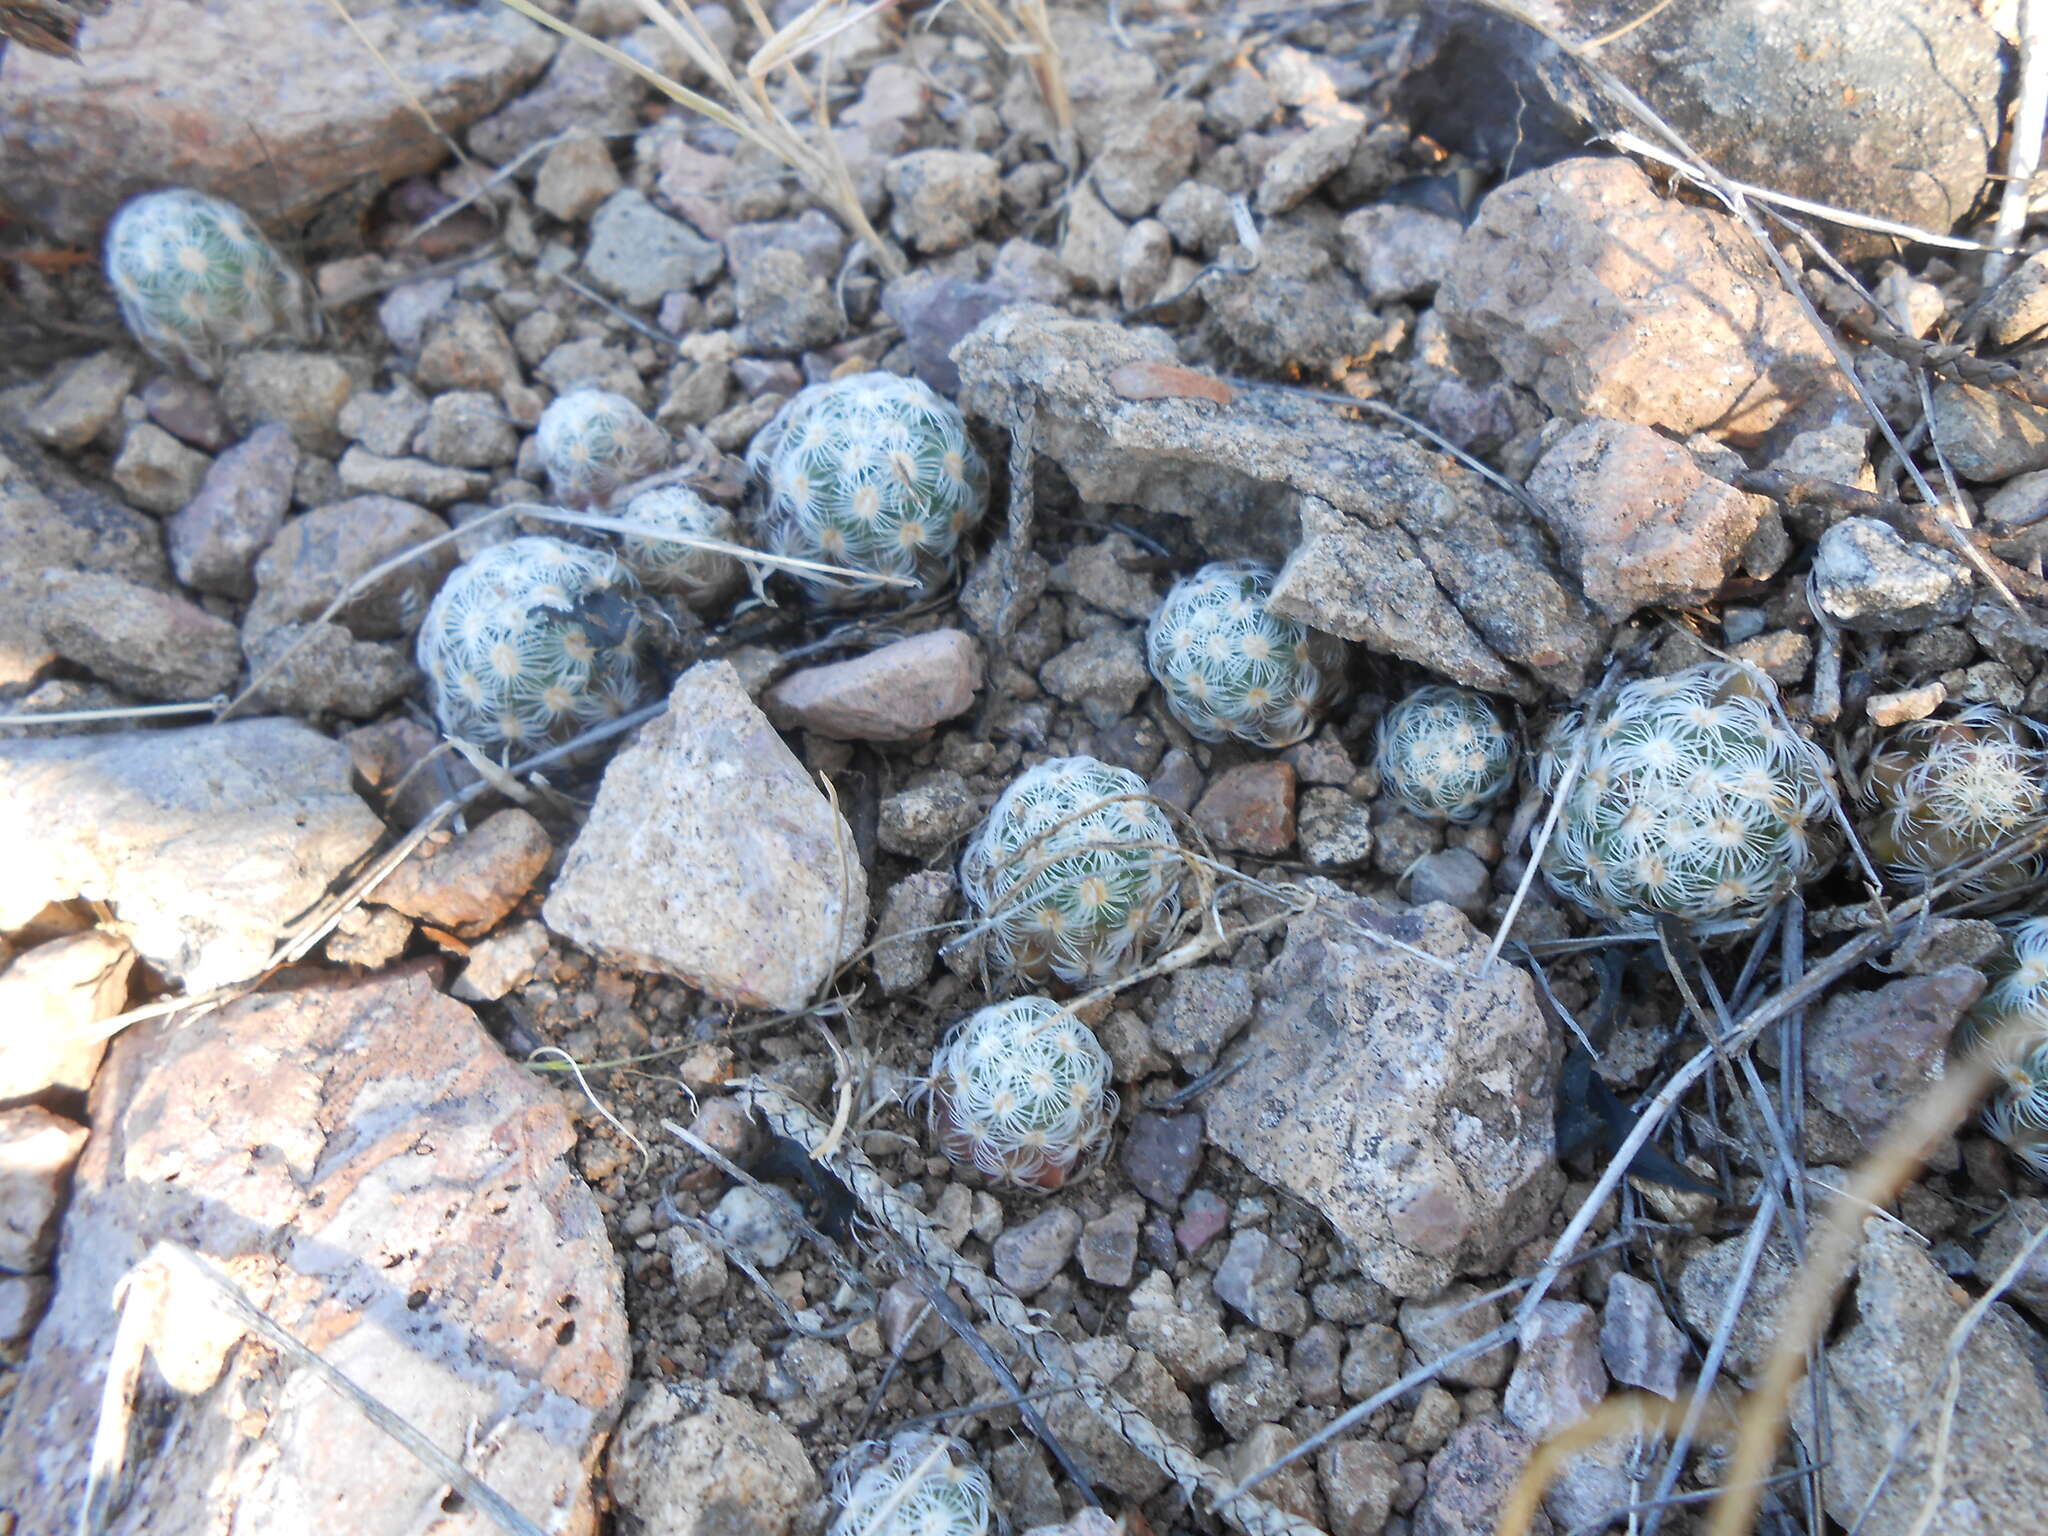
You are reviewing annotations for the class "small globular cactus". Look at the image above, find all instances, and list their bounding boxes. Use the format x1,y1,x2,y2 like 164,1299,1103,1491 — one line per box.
535,387,671,508
829,1434,994,1536
745,371,988,603
1537,662,1834,929
1376,685,1518,823
616,485,745,612
1863,705,2048,901
959,755,1184,984
1953,918,2048,1178
1145,560,1344,748
417,535,655,754
103,188,314,379
924,996,1117,1191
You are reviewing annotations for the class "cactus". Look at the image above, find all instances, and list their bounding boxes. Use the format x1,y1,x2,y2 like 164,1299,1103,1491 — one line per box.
417,535,655,753
535,387,671,508
745,372,988,603
1953,918,2048,1178
1376,685,1518,823
103,188,314,379
1537,662,1834,929
829,1434,993,1536
1863,705,2048,901
959,755,1184,985
1145,560,1344,748
924,996,1117,1191
616,485,745,612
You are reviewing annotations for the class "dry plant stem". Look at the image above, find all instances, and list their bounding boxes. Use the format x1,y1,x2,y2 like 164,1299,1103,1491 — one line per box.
0,695,226,728
1496,1392,1733,1536
735,1079,1331,1536
532,1045,651,1176
322,0,481,181
79,1259,168,1536
1985,0,2048,293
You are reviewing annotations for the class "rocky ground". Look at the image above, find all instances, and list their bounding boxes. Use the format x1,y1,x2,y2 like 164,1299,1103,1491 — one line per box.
3,2,2048,1536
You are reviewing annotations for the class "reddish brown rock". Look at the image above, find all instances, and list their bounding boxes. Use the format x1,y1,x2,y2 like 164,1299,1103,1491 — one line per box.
371,807,551,938
764,629,983,742
1192,761,1297,857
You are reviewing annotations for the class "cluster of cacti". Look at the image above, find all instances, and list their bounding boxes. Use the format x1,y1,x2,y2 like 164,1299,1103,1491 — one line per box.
828,1434,993,1536
416,535,655,753
1144,560,1344,747
1863,705,2048,902
746,372,988,603
959,755,1184,985
1537,662,1834,929
103,187,314,379
616,485,745,612
535,387,671,508
925,996,1116,1191
1376,685,1518,823
1953,918,2048,1178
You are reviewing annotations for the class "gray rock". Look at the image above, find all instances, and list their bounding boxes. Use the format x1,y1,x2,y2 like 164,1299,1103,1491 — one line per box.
1050,532,1161,622
166,423,299,598
0,930,132,1106
240,622,419,719
1339,205,1462,303
218,350,356,455
869,870,956,996
1205,230,1390,375
470,40,636,165
0,1274,51,1345
1931,380,2048,482
1341,1324,1406,1402
415,390,518,469
1295,786,1375,870
879,274,1015,396
727,212,847,354
877,770,978,860
1117,219,1174,309
111,422,210,516
877,1277,947,1361
1040,1338,1173,1499
992,1206,1082,1295
1094,99,1201,218
1121,1111,1202,1206
1980,251,2048,350
1600,1273,1686,1399
0,718,382,991
1209,1350,1299,1438
1502,1300,1606,1441
766,630,982,742
584,189,725,307
709,1186,799,1268
1674,1234,1800,1379
542,661,869,1012
1398,1285,1514,1389
0,1105,88,1272
323,904,412,970
885,149,1001,253
1039,626,1149,729
1415,1418,1551,1536
1975,1198,2048,1327
1213,1229,1310,1334
451,919,552,1004
246,496,455,640
338,378,430,457
1125,1269,1245,1387
608,1384,817,1536
1078,1200,1141,1288
140,375,232,452
1256,118,1365,215
1059,181,1129,294
1805,967,1984,1149
36,569,241,701
1812,516,1974,632
763,1337,851,1404
1157,180,1237,256
1405,848,1491,917
28,351,138,453
1207,883,1562,1295
415,301,520,395
1150,966,1255,1074
336,446,489,507
955,307,1601,699
1292,1320,1345,1407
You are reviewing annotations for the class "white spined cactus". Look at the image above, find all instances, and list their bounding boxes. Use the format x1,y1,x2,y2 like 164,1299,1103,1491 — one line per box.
959,755,1184,985
745,371,988,603
617,485,745,612
1863,705,2048,901
925,996,1117,1191
1537,662,1834,929
417,535,654,754
829,1434,993,1536
103,188,314,379
1953,917,2048,1178
1376,685,1518,823
1145,560,1344,747
535,387,671,508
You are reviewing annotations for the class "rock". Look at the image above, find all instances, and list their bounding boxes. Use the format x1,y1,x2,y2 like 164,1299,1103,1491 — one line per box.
1674,1234,1800,1379
1205,230,1390,375
0,930,132,1106
1176,1189,1229,1255
1151,965,1255,1074
1040,1339,1172,1499
1125,1270,1244,1387
534,133,623,223
993,1207,1082,1295
452,919,552,1003
1297,787,1376,870
1213,1229,1309,1334
877,771,978,860
885,149,1001,253
1121,1111,1202,1206
1811,517,1974,632
1094,99,1201,218
1117,219,1174,309
1209,1351,1299,1437
246,496,455,640
585,189,725,307
1416,1418,1551,1536
709,1186,799,1268
371,809,550,939
765,631,982,742
0,1274,52,1344
1050,531,1160,621
1976,1198,2048,1327
1158,180,1236,255
1525,420,1771,620
955,308,1600,699
1257,118,1366,215
1148,748,1204,814
417,391,519,469
1078,1200,1141,1288
142,375,232,451
1193,761,1298,858
166,422,299,598
1292,1320,1345,1407
879,274,1015,396
240,621,419,719
218,350,357,455
1600,1273,1686,1399
415,301,522,395
1226,1424,1325,1527
35,569,241,701
110,422,211,516
28,351,138,453
1437,157,1837,441
0,719,382,991
869,870,955,996
336,446,489,507
1342,1325,1406,1402
0,1105,88,1272
470,40,635,165
323,904,412,969
1804,967,1984,1149
1319,1439,1402,1536
0,968,627,1532
1790,1220,2048,1536
608,1382,818,1536
1503,1300,1606,1441
1205,882,1561,1295
728,213,847,355
1059,180,1130,294
0,0,551,242
877,1278,947,1361
542,661,868,1012
1339,205,1463,303
1981,251,2048,350
1398,1285,1513,1389
1405,848,1491,918
1039,626,1149,728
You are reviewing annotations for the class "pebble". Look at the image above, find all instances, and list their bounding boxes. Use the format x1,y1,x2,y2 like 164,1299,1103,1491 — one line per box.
0,930,132,1103
1176,1188,1229,1254
728,214,845,355
111,421,211,515
1125,1270,1245,1386
1414,1417,1544,1536
1228,1424,1325,1526
1502,1300,1607,1441
868,869,956,996
219,350,356,454
245,494,455,640
240,622,418,719
1398,1285,1514,1389
416,301,521,395
884,149,1001,253
1039,626,1150,728
36,569,241,702
141,375,232,451
1094,99,1201,218
663,1228,729,1306
1292,1320,1346,1407
1118,218,1174,308
708,1186,799,1268
0,1274,52,1345
0,1105,89,1271
1150,965,1255,1074
166,422,299,597
372,808,551,939
1209,1350,1299,1437
1804,966,1985,1149
1811,517,1973,632
1402,1381,1462,1455
1319,1439,1402,1536
338,378,430,456
1974,1198,2048,1327
877,770,979,860
1931,380,2048,481
607,1385,818,1536
1341,1324,1406,1402
1147,748,1205,813
584,189,724,306
765,630,983,742
533,133,622,223
1298,785,1376,869
1371,808,1443,877
1214,1228,1310,1333
27,351,137,452
1077,1200,1142,1288
417,390,520,468
1405,847,1491,917
323,904,412,969
1599,1273,1686,1399
877,1277,947,1361
992,1207,1081,1296
1122,1111,1203,1206
1192,760,1298,857
1339,204,1462,303
1256,116,1365,215
336,446,489,507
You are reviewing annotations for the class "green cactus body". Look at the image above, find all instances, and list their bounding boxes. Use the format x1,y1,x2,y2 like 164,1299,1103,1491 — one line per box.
1376,685,1518,823
926,996,1117,1191
1954,918,2048,1178
416,536,654,754
1864,705,2048,901
1538,662,1833,929
103,188,313,379
617,485,744,611
535,387,671,508
1146,560,1344,747
959,755,1183,985
829,1435,993,1536
745,372,988,603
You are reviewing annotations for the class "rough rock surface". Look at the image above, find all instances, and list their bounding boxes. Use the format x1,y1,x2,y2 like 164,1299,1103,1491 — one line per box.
544,661,868,1012
1437,157,1837,441
0,967,629,1534
0,1104,89,1272
35,569,243,701
955,308,1601,698
1205,882,1562,1294
1803,967,1983,1149
0,931,134,1105
606,1382,819,1536
166,422,300,598
0,0,554,242
371,808,551,939
1811,517,1974,632
0,718,383,991
764,630,983,742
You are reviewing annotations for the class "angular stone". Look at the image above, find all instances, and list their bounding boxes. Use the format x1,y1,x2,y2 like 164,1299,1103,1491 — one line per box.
727,212,847,355
1416,1418,1550,1536
416,390,519,469
371,808,550,939
1039,626,1149,729
0,1105,88,1272
0,930,133,1106
533,133,622,223
885,149,1001,253
27,351,138,453
415,301,521,395
1503,1300,1606,1441
607,1383,818,1536
1205,230,1389,375
1124,1270,1244,1387
1213,1229,1309,1334
1193,761,1297,857
1340,205,1462,303
1150,965,1255,1073
1975,1198,2048,1328
1674,1234,1800,1379
111,422,211,516
1121,1111,1202,1206
1298,786,1376,870
240,622,418,719
1093,99,1200,218
1319,1438,1401,1536
878,770,978,861
1600,1272,1686,1400
246,496,455,640
1049,531,1160,622
219,350,356,455
765,630,982,742
36,569,242,701
1256,117,1366,215
452,919,552,1004
1812,516,1974,632
336,446,489,507
1398,1285,1514,1389
1805,967,1984,1149
869,870,956,996
584,189,725,307
709,1187,798,1269
1078,1200,1141,1288
166,422,299,597
543,661,868,1012
992,1207,1081,1296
